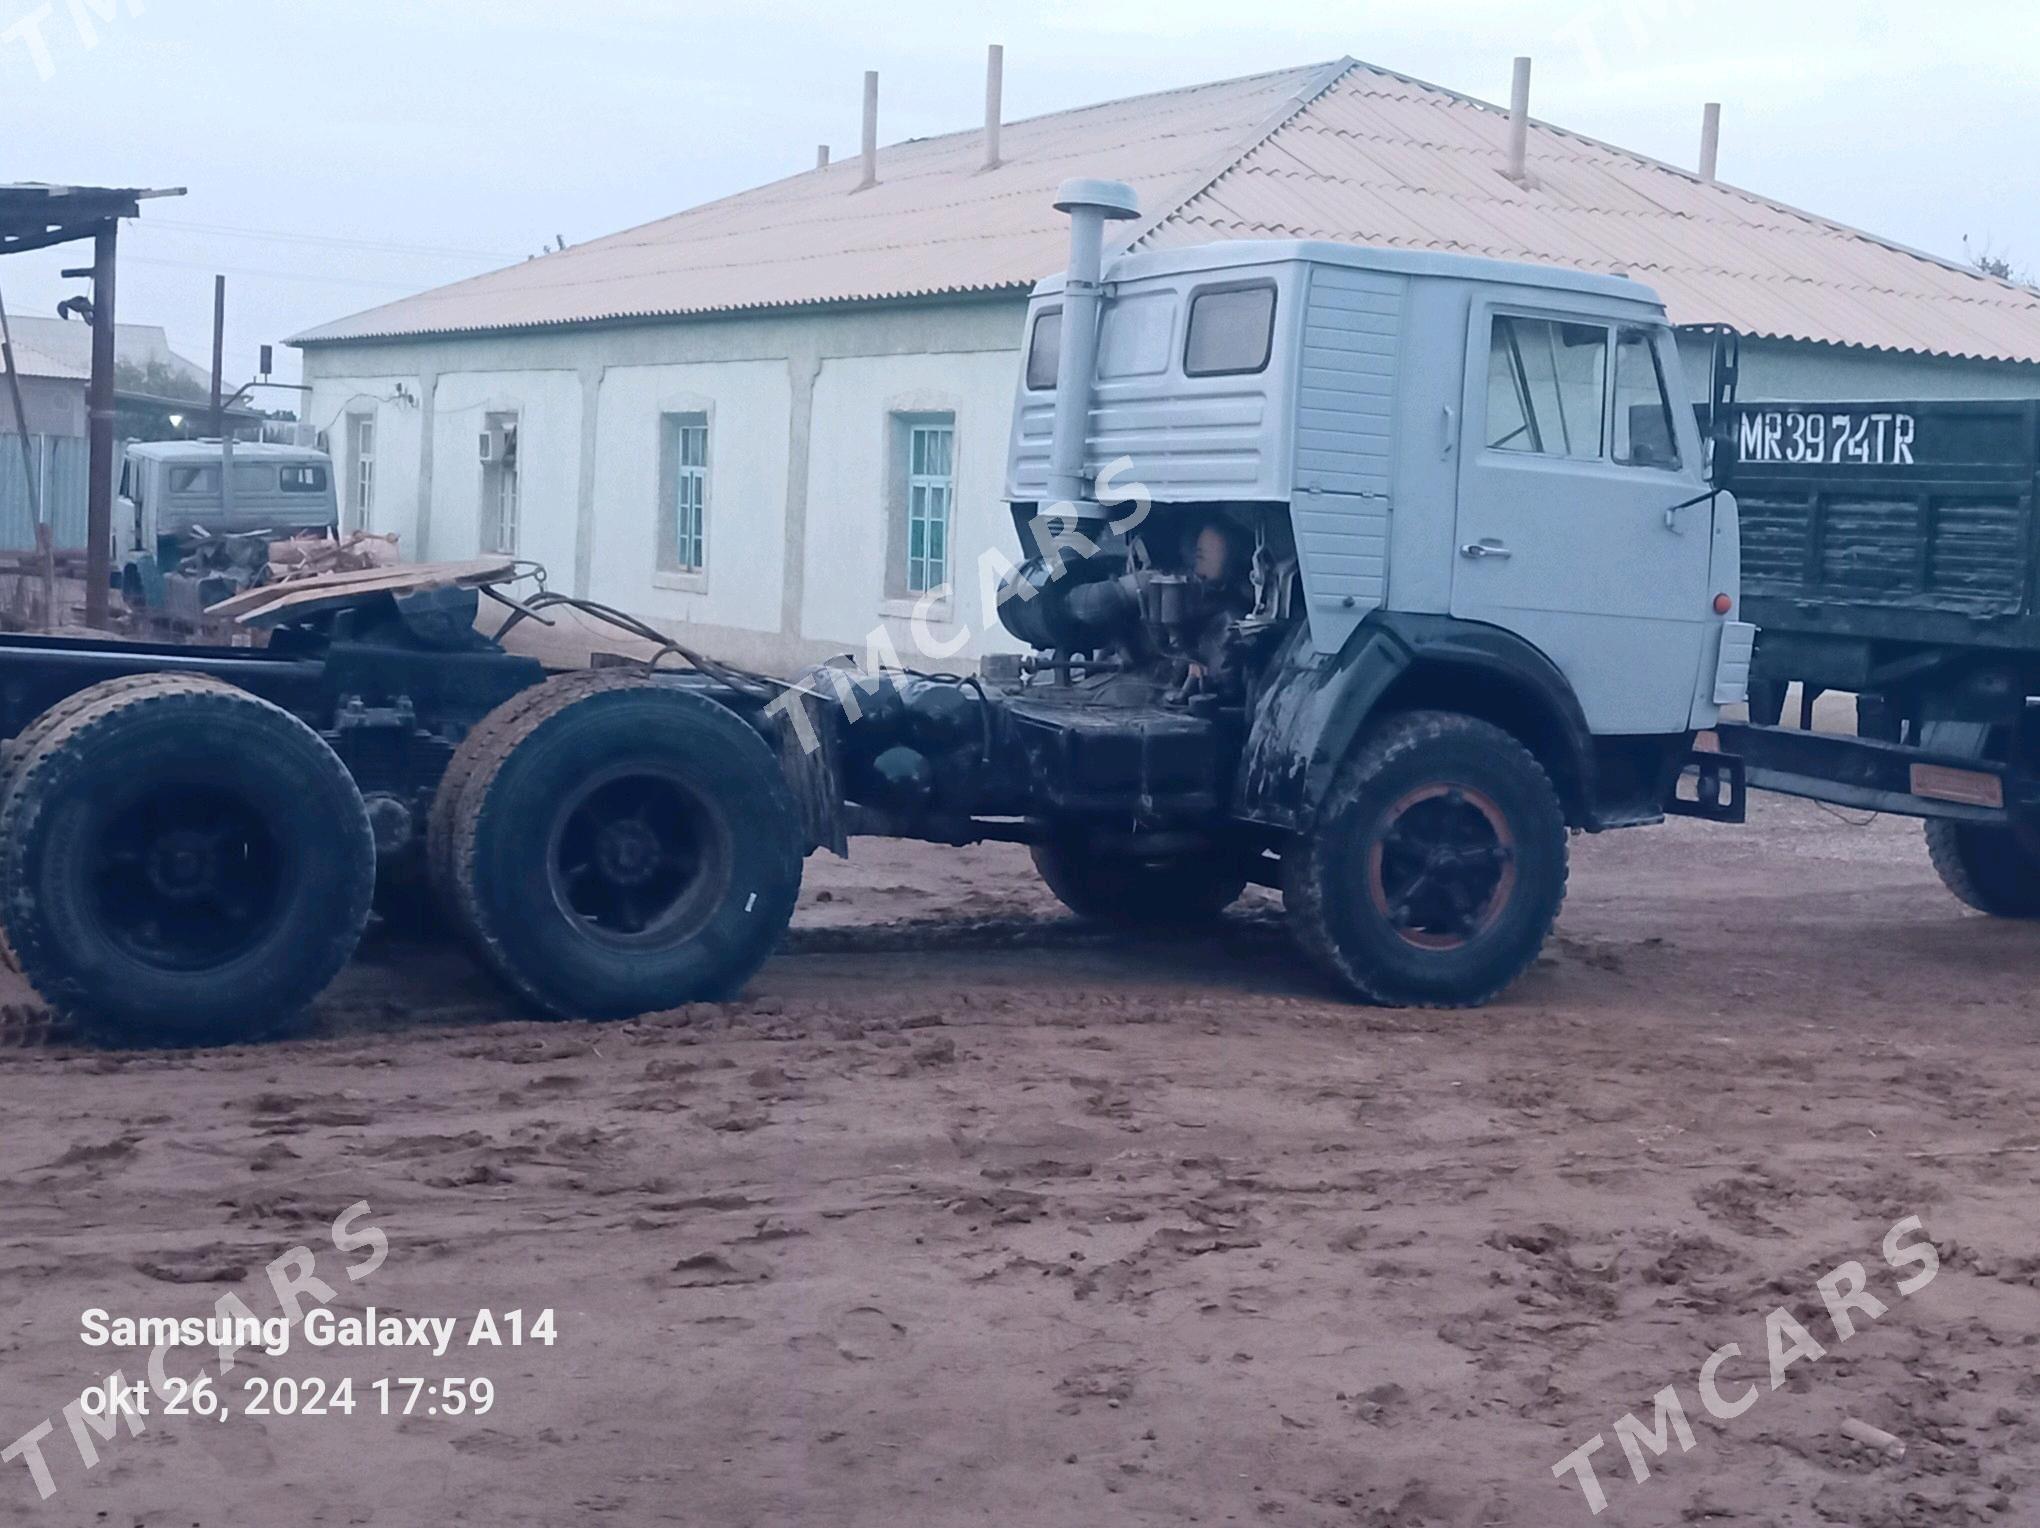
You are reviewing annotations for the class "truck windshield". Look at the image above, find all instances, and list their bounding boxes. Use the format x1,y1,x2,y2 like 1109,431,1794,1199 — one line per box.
166,464,286,497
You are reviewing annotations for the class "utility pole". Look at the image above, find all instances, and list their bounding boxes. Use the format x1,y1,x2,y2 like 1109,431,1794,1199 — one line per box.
210,275,234,519
82,221,117,628
209,273,224,439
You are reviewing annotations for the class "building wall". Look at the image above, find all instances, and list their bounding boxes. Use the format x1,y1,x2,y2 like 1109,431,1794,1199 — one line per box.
428,369,583,580
0,376,86,438
305,374,424,551
802,347,1027,661
1676,335,2040,403
299,295,1029,671
590,358,791,638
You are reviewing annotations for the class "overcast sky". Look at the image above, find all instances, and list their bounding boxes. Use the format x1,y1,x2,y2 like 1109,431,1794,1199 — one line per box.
4,0,2035,394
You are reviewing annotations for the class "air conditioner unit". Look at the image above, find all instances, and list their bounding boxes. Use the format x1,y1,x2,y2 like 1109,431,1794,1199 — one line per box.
479,423,518,465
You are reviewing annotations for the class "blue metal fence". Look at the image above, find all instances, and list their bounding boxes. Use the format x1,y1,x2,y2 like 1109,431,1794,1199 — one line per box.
0,435,89,551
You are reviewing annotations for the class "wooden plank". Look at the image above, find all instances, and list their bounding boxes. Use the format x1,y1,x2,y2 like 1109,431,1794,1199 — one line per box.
207,557,516,621
208,558,519,626
229,565,516,627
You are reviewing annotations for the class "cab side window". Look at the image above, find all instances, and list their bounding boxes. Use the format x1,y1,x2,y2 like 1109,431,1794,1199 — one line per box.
1613,326,1683,470
1184,284,1276,377
1485,316,1607,459
1025,307,1061,391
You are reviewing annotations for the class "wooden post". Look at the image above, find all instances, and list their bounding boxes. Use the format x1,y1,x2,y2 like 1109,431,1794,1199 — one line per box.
83,219,117,629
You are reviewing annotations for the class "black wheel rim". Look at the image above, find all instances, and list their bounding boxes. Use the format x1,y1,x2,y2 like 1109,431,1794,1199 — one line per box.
93,784,284,971
545,765,726,944
1365,783,1517,951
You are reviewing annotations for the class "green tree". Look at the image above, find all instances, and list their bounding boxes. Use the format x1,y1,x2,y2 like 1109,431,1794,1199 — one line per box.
113,358,208,401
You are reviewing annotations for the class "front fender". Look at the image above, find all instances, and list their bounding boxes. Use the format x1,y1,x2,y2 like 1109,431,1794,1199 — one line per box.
1234,613,1600,829
1233,619,1412,830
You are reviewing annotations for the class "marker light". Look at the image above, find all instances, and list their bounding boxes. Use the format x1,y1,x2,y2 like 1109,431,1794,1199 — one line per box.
1713,593,1733,615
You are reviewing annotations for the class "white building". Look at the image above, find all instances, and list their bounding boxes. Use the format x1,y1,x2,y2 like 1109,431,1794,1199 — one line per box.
292,55,2040,672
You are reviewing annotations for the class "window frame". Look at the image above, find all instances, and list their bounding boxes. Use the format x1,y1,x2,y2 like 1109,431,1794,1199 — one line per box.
479,409,520,555
349,413,377,531
1182,279,1278,379
900,414,955,598
657,411,711,579
1610,324,1686,473
1025,306,1062,392
1482,312,1612,462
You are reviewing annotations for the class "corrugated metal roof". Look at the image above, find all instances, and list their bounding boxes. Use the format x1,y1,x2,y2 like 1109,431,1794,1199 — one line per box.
1,315,208,387
294,57,2040,365
291,64,1327,344
0,337,87,382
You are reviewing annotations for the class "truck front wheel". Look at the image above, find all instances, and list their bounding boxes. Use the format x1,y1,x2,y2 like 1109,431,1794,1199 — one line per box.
1284,711,1567,1007
1923,819,2040,918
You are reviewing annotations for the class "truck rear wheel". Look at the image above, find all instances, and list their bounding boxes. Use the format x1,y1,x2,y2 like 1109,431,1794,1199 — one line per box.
1030,838,1247,925
1284,710,1567,1007
0,674,374,1044
448,678,803,1018
1923,819,2040,918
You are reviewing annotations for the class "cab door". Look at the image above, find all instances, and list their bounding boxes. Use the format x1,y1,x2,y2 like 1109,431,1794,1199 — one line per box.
1451,304,1715,735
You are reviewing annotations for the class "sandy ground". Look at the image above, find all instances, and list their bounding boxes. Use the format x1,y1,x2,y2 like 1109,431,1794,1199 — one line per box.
1,795,2038,1526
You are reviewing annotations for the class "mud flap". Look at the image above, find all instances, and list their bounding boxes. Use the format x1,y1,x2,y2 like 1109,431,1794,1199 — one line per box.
771,667,850,857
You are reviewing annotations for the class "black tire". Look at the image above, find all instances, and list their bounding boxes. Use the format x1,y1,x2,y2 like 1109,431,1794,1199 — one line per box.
1030,838,1247,925
1284,710,1567,1007
449,678,803,1018
0,674,374,1044
0,672,183,793
425,668,633,925
1924,819,2040,918
0,674,192,976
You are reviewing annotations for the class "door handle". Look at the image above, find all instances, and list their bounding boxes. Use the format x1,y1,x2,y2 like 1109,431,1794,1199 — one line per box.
1460,540,1511,560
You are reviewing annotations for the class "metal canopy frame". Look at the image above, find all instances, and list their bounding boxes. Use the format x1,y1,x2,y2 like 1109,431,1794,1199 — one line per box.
0,183,184,626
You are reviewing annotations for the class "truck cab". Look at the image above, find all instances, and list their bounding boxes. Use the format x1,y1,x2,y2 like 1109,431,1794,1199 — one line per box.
1007,228,1749,748
793,180,1752,1009
116,440,339,614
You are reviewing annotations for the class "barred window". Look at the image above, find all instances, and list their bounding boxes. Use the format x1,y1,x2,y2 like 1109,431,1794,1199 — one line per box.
904,419,953,595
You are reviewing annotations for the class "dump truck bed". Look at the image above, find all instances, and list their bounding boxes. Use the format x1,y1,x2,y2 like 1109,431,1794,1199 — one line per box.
1732,400,2040,659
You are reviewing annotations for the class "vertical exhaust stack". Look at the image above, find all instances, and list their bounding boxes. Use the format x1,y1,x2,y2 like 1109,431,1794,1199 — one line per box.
859,71,879,190
1699,102,1721,183
1506,56,1531,182
816,144,831,171
983,44,1004,170
1047,179,1140,508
